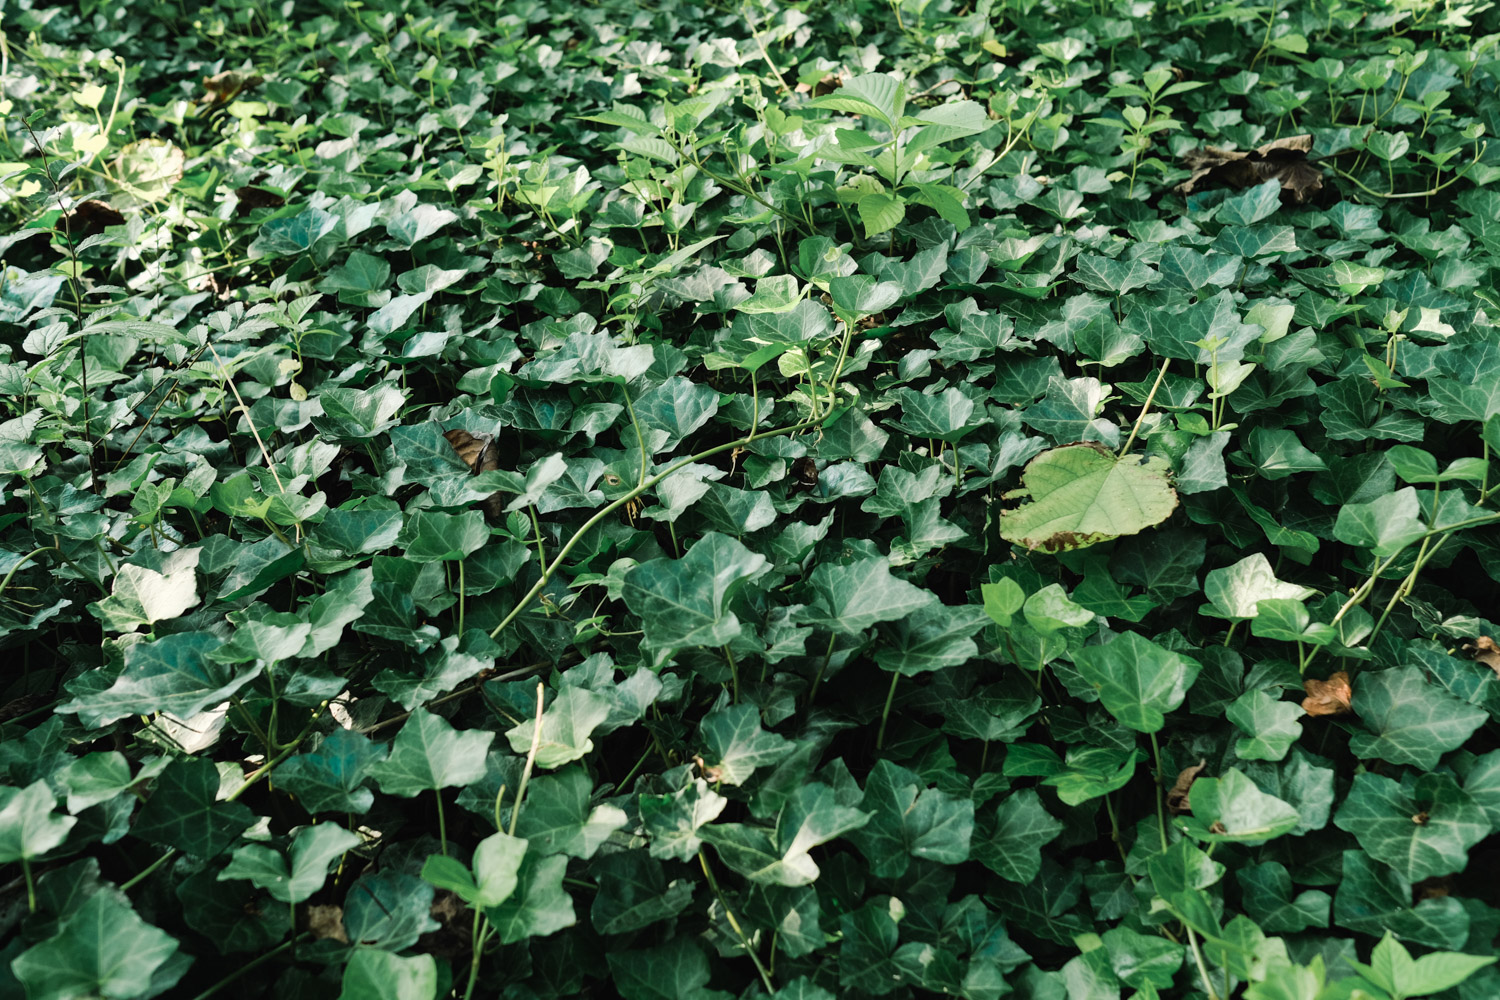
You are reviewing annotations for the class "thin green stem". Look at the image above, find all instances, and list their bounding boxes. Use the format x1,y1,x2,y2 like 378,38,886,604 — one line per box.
807,632,838,705
876,671,900,750
120,848,178,891
699,850,776,994
22,857,35,912
618,380,649,488
1149,731,1168,851
436,790,449,856
1119,358,1171,457
723,645,741,704
1185,926,1223,1000
189,935,306,1000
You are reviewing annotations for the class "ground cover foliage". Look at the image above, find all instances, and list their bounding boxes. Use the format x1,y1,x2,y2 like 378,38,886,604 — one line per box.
4,0,1500,996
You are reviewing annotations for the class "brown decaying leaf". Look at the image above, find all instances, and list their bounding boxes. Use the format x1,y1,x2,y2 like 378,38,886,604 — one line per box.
444,429,505,519
1462,636,1500,678
60,199,124,238
1302,671,1353,716
306,904,348,943
200,70,264,104
1166,759,1207,815
1178,134,1325,204
791,456,819,489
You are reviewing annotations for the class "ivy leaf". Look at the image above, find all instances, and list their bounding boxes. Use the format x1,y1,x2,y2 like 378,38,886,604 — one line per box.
513,767,628,858
397,510,490,562
1176,768,1300,844
850,759,974,877
699,703,794,785
0,781,75,863
873,602,990,675
57,632,256,728
1073,631,1201,733
608,938,732,1000
1349,667,1488,769
701,784,871,886
276,729,387,815
88,548,200,632
1237,862,1330,933
1201,553,1316,621
337,950,439,1000
421,831,526,908
590,850,697,935
797,555,937,633
1334,773,1489,882
1333,851,1469,949
1226,691,1304,761
219,823,362,903
639,777,727,862
973,788,1063,884
1351,933,1496,999
505,687,612,769
11,893,181,1000
1000,444,1178,552
133,757,256,857
369,708,494,796
1004,743,1140,806
1333,487,1428,557
622,533,768,653
487,852,577,945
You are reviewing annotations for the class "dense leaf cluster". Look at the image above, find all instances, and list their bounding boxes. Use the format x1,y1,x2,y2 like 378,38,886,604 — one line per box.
2,0,1500,998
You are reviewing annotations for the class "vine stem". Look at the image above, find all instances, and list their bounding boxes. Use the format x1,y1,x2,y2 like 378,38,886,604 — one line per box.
1185,926,1223,1000
699,850,776,994
189,935,307,1000
876,671,899,750
1119,357,1171,457
508,681,545,837
1149,731,1168,851
488,417,821,641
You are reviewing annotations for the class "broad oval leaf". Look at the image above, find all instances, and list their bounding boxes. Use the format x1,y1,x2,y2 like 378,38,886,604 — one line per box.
1000,443,1178,552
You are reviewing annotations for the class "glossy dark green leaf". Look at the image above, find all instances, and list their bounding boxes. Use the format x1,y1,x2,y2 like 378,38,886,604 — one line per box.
1349,667,1488,769
622,533,767,653
12,893,181,1000
369,708,494,796
133,758,256,857
1073,631,1200,733
850,759,974,877
1334,772,1489,882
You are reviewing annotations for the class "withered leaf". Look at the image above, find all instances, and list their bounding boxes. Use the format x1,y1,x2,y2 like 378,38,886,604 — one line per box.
1462,636,1500,678
1178,134,1324,204
1166,759,1206,815
791,456,819,489
444,429,505,519
234,183,285,217
1302,671,1353,716
1412,875,1453,904
200,70,265,104
306,904,348,943
60,199,125,238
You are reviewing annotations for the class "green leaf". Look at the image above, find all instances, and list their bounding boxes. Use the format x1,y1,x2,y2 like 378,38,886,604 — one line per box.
1217,179,1282,226
12,893,181,1000
701,784,870,886
1334,850,1469,949
1176,768,1300,844
797,554,937,634
505,686,612,769
981,578,1026,628
1226,690,1303,761
1349,667,1488,769
590,850,697,935
338,950,439,1000
850,759,974,877
1023,584,1095,635
275,729,387,815
608,938,731,1000
398,509,490,562
999,444,1178,552
973,788,1063,884
622,533,767,653
639,777,727,862
874,602,989,675
806,73,906,128
1005,743,1140,805
1073,631,1201,733
486,852,577,944
1333,487,1428,557
699,703,794,785
89,548,200,632
420,831,526,907
57,631,256,727
857,193,906,238
369,708,495,796
0,781,75,863
1201,553,1316,621
1334,772,1489,882
133,757,255,857
1352,932,1496,999
1101,925,1183,990
513,767,628,858
219,822,361,903
1237,862,1330,933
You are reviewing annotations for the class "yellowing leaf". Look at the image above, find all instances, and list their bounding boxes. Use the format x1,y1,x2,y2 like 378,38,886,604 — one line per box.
999,443,1178,552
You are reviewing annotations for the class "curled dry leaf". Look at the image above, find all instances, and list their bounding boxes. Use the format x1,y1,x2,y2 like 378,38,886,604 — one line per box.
1462,635,1500,678
1302,671,1353,716
200,70,265,104
306,904,348,944
59,199,124,238
444,429,505,519
1178,134,1325,204
1166,759,1207,815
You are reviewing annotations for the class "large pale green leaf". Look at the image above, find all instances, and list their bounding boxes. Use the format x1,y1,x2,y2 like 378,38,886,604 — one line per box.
338,950,438,1000
505,686,612,769
1201,553,1317,621
511,767,627,858
486,852,577,944
88,548,200,632
1073,631,1200,733
701,784,871,886
1226,690,1303,761
369,708,494,796
999,444,1177,552
58,631,255,728
1334,772,1489,882
420,831,526,907
0,781,75,863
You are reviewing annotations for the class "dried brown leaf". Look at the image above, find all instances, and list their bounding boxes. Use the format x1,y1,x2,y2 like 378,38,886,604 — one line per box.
1462,636,1500,678
1166,759,1206,815
306,904,348,944
1302,671,1353,716
60,199,124,238
201,70,264,104
444,429,505,519
1178,134,1324,204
